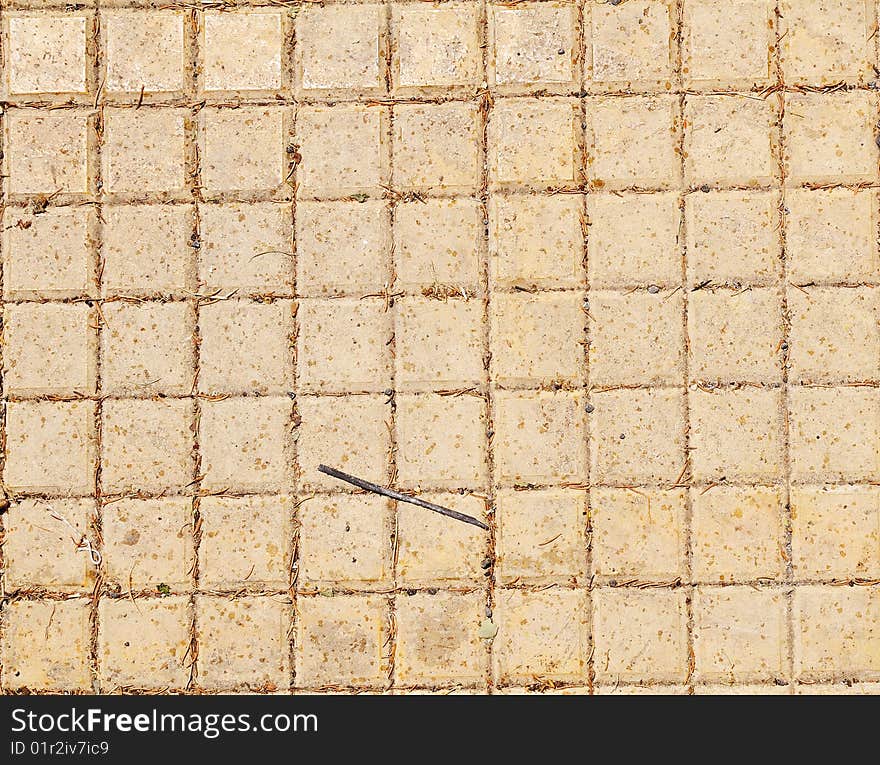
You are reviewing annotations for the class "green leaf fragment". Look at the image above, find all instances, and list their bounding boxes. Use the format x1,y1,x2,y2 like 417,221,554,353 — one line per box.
478,619,498,640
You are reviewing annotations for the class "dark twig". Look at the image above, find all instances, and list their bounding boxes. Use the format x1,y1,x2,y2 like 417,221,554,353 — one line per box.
317,464,489,531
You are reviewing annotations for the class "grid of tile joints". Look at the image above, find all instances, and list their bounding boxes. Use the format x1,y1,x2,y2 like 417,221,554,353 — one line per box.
0,0,877,695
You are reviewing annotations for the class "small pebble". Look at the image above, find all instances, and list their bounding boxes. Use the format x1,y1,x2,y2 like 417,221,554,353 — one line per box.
585,403,595,413
481,556,492,570
647,285,660,294
619,433,626,440
700,184,711,193
558,48,566,55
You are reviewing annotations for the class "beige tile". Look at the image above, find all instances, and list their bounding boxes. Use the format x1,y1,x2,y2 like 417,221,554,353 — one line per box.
395,197,481,290
685,190,780,285
593,588,688,683
587,191,681,288
3,206,94,298
784,91,877,184
199,397,292,492
7,13,87,94
202,107,284,192
199,299,293,394
296,594,388,687
496,488,587,584
489,97,579,185
589,95,678,188
196,596,291,690
396,297,484,391
396,393,488,489
491,291,585,386
296,199,388,297
589,0,674,86
494,390,587,485
788,287,879,384
694,683,791,695
102,497,192,589
690,388,784,482
101,301,194,395
693,587,787,683
397,494,487,587
105,10,184,92
489,2,579,87
5,110,89,193
595,683,689,695
396,591,486,686
780,0,873,84
101,398,193,494
3,302,96,395
199,201,292,294
489,193,584,290
2,599,91,691
103,204,193,295
795,682,880,695
297,298,392,393
691,486,785,582
4,498,96,590
688,288,783,383
395,4,481,89
198,495,294,588
5,400,96,495
684,95,776,186
591,387,686,484
493,588,590,684
794,586,880,679
592,488,687,581
298,494,390,589
296,5,383,93
103,109,186,194
786,189,878,283
791,485,880,580
789,386,879,483
296,394,391,492
393,102,481,192
683,0,774,86
98,597,190,690
589,290,685,386
296,104,386,198
203,10,282,91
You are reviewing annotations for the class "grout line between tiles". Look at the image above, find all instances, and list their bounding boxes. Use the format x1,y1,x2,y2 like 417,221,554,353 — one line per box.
0,0,7,696
87,1,104,695
282,4,299,695
774,0,796,686
477,0,497,695
183,4,202,692
671,0,696,693
382,0,399,692
578,0,595,695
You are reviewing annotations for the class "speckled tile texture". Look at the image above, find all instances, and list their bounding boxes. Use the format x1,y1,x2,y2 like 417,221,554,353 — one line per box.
0,0,878,696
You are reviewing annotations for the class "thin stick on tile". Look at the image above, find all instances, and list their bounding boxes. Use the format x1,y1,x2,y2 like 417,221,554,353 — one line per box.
317,464,489,531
